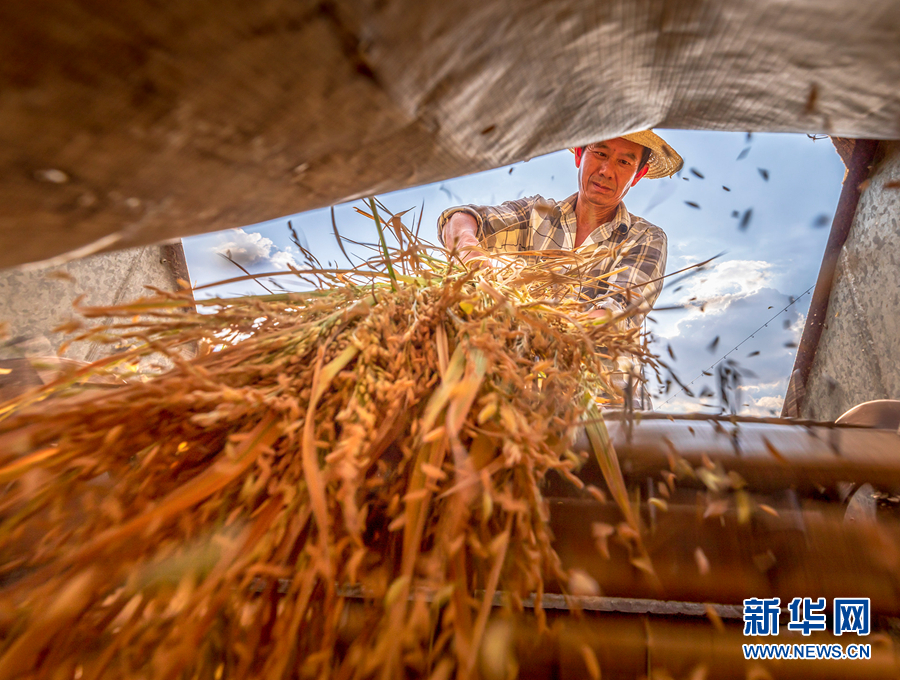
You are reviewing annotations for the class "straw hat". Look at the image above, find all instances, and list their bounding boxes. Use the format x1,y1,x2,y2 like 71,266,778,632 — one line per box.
570,130,683,179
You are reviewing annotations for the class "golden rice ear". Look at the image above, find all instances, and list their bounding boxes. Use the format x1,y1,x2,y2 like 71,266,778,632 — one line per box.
0,203,654,679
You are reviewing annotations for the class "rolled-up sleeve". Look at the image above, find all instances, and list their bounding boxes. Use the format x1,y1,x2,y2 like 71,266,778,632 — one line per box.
437,197,537,252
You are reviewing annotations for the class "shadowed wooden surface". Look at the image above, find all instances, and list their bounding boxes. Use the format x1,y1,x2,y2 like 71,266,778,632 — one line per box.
3,0,900,267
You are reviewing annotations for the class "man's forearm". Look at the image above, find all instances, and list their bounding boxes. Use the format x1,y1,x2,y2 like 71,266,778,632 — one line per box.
442,211,480,258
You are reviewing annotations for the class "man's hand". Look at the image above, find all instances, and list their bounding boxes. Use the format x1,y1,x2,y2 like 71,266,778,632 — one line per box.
443,212,490,265
586,299,624,322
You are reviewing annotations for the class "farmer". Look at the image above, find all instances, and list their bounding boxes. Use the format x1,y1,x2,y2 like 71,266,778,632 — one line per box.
438,130,682,330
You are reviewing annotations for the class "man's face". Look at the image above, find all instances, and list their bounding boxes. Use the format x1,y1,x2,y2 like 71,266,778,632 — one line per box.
577,137,647,210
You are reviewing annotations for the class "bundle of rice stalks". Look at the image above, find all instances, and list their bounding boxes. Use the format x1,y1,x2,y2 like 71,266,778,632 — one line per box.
0,203,654,679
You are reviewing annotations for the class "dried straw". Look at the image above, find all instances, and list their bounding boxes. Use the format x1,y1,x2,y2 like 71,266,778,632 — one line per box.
0,204,653,679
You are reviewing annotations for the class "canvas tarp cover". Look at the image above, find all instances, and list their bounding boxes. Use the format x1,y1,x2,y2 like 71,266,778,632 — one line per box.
2,0,899,267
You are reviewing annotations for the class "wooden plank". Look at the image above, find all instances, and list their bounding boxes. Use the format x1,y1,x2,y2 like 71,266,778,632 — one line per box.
548,496,900,614
571,418,900,491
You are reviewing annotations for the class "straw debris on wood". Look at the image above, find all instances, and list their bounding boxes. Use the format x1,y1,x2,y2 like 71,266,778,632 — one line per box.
0,202,655,679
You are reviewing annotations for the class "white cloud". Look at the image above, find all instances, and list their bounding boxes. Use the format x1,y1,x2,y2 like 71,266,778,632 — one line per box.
647,286,801,415
269,249,300,270
213,229,299,271
740,392,787,417
653,260,776,342
756,395,785,410
742,380,785,395
676,260,772,315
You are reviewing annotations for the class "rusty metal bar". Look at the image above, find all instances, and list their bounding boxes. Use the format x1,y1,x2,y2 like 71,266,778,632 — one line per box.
782,139,881,417
486,592,742,618
335,583,743,618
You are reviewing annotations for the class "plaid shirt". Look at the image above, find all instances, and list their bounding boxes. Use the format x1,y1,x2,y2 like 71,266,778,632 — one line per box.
438,194,667,330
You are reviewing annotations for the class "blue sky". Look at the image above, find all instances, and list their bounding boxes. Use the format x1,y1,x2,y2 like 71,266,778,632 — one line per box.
183,130,845,415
